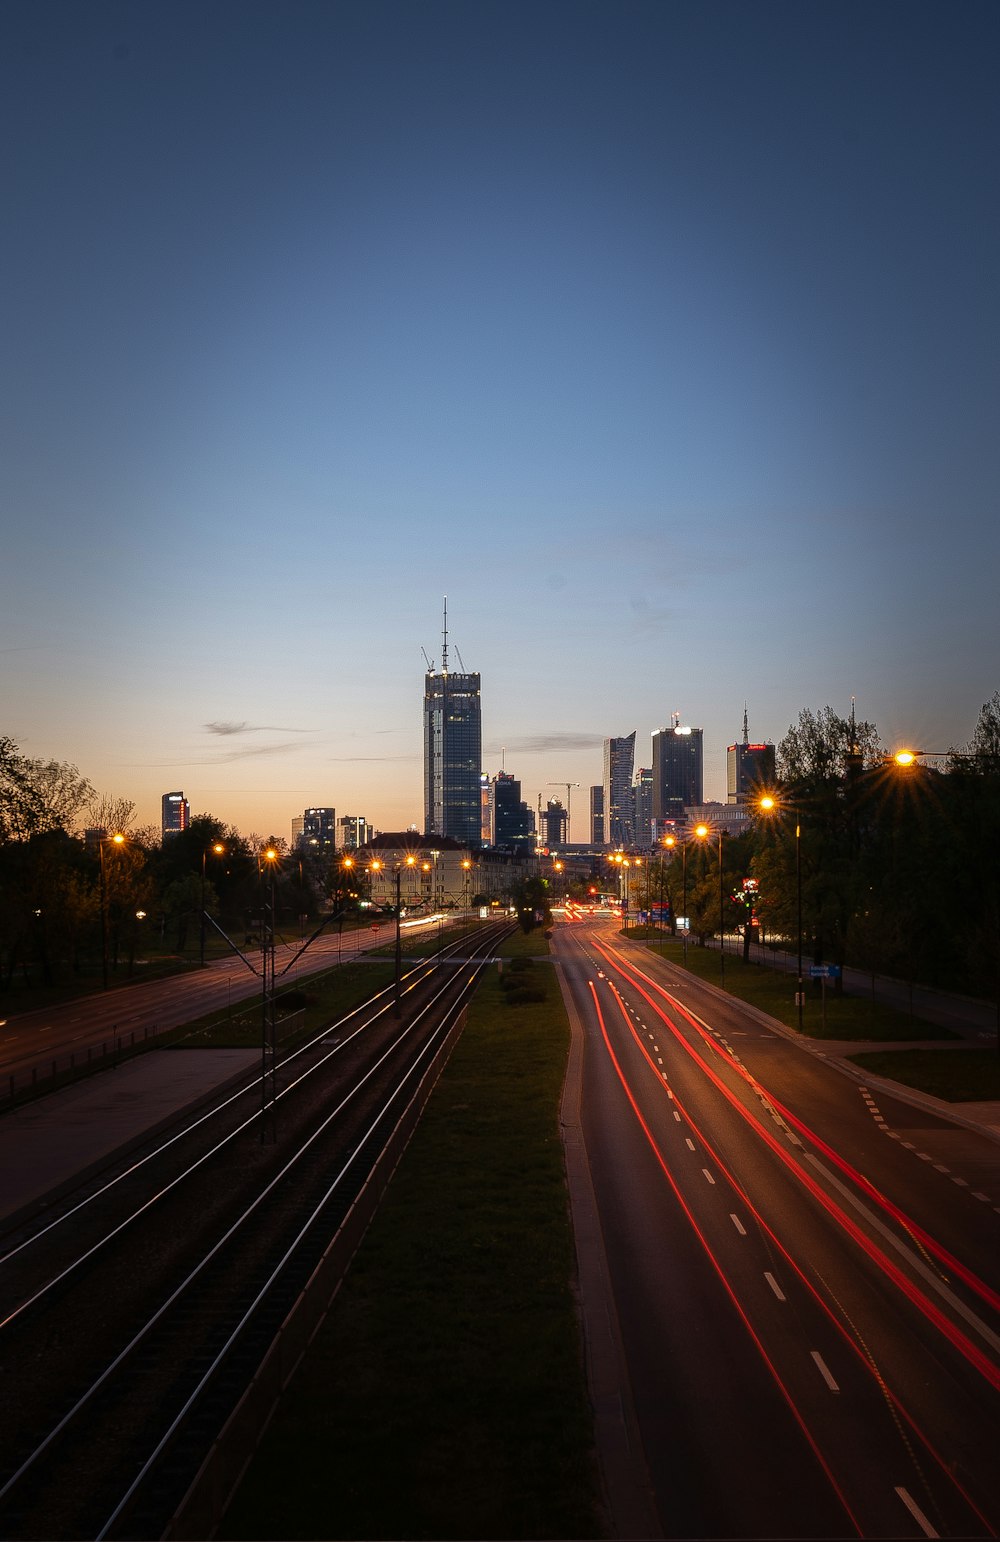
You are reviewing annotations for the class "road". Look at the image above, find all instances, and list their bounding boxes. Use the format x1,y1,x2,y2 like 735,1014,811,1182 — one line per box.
555,919,1000,1540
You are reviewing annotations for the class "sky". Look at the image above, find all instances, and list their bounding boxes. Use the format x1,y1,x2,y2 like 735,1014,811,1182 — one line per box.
3,0,998,844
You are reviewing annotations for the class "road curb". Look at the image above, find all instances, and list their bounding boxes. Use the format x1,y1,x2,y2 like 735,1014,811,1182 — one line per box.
556,959,663,1541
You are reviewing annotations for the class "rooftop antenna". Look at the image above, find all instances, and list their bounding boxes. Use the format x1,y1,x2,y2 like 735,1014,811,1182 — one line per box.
501,746,506,771
742,703,749,745
442,596,448,675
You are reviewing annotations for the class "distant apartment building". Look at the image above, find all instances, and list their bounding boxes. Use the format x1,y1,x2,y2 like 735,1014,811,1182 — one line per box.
338,814,371,850
652,718,703,822
603,732,636,846
294,806,336,853
161,791,189,839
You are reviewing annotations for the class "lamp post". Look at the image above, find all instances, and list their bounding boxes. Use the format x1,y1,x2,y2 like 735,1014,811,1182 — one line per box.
99,833,126,990
694,824,726,984
660,834,676,949
462,857,472,925
260,846,279,1141
758,794,803,1031
200,841,226,967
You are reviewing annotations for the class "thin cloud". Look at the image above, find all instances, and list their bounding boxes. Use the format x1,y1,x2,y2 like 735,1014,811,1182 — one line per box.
204,720,316,736
485,733,603,755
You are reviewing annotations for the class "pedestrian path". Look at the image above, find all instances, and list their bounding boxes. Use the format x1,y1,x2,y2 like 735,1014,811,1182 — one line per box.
0,1048,258,1226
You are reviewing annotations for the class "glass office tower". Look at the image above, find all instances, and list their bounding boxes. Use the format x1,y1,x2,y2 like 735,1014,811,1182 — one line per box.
424,667,482,846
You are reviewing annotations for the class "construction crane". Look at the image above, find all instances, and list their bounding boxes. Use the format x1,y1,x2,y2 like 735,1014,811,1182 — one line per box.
548,782,580,843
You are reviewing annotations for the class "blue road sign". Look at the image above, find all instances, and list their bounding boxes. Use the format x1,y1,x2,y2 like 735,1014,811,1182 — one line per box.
809,964,841,979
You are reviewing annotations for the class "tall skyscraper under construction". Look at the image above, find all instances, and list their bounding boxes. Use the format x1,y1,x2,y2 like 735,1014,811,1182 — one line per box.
423,601,482,846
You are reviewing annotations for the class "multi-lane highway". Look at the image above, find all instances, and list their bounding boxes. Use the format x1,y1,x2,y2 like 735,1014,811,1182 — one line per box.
555,918,1000,1540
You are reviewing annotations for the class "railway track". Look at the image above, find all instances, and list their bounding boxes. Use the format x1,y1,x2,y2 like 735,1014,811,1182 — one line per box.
0,921,512,1540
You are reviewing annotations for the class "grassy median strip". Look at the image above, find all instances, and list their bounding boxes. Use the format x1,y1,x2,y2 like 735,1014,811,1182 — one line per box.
220,932,604,1541
634,930,954,1041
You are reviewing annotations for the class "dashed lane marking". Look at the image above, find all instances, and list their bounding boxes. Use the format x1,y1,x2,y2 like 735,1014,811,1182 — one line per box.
811,1351,839,1393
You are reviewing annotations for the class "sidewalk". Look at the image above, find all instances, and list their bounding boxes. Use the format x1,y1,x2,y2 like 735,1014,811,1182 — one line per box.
0,1048,258,1227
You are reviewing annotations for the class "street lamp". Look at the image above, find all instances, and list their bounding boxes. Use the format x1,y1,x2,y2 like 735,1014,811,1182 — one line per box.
462,857,472,923
200,841,226,967
659,834,677,948
757,793,803,1031
260,846,279,1141
99,832,126,990
694,823,726,985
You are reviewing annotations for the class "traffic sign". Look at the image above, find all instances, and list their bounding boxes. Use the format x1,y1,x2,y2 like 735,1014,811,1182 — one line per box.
809,964,841,979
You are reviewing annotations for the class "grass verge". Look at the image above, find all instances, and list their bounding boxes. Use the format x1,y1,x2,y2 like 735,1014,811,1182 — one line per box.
632,932,954,1043
219,930,603,1541
847,1048,1000,1102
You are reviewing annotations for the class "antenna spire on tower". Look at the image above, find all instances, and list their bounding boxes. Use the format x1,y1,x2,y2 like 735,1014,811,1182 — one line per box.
442,596,448,674
742,702,749,745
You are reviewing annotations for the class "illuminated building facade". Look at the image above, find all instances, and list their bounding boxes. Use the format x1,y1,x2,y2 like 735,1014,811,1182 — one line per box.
423,640,482,847
161,791,189,839
652,719,703,821
727,709,775,803
295,806,336,853
338,815,371,850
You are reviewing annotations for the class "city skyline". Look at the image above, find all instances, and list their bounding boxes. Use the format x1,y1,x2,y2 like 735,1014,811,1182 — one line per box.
3,2,998,841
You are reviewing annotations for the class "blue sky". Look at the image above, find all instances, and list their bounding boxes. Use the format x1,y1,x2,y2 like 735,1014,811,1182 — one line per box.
3,0,998,841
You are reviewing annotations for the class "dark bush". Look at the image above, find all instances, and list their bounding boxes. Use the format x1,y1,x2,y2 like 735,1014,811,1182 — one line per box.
504,986,546,1005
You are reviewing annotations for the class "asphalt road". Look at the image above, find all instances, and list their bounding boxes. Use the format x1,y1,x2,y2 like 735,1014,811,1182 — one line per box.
555,919,1000,1540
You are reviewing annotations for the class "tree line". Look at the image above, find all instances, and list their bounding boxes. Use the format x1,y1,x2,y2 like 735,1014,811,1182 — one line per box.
2,692,999,1000
631,696,1000,1001
0,738,364,993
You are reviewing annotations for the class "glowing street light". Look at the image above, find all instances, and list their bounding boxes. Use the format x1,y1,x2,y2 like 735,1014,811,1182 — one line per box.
200,841,226,967
694,824,727,985
756,792,804,1031
99,832,126,990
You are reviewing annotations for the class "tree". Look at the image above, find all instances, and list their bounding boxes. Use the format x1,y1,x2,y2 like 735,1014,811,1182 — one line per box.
511,875,551,934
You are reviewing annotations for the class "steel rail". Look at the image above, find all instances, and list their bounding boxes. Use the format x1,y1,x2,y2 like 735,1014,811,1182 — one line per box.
0,930,504,1530
101,955,489,1540
0,922,507,1281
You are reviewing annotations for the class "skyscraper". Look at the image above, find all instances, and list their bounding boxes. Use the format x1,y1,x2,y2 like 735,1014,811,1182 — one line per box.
632,767,653,847
491,771,533,850
727,707,775,803
423,603,482,847
161,791,189,839
295,807,336,852
603,732,636,846
590,784,604,844
652,718,704,821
